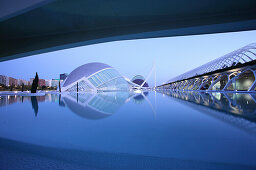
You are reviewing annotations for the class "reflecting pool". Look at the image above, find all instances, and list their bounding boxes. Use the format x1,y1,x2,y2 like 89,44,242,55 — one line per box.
0,91,256,169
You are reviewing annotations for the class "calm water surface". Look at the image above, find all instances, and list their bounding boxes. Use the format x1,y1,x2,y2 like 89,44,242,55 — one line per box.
0,91,256,169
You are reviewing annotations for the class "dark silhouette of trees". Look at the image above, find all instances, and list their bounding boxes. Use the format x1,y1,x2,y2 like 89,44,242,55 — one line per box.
31,96,38,116
21,83,24,92
42,85,46,90
10,83,13,91
59,81,61,92
31,72,39,93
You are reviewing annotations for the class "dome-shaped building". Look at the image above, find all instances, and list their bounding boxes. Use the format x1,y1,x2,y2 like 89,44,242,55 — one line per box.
62,62,128,92
131,75,149,87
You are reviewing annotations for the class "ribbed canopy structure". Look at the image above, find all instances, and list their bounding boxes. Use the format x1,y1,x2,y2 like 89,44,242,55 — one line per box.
168,43,256,83
63,62,111,87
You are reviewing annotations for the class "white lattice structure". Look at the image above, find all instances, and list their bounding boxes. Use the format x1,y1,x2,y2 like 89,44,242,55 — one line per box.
61,62,128,92
168,43,256,83
161,43,256,92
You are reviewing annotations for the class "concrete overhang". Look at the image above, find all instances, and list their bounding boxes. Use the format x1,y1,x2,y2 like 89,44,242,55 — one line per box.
1,0,256,61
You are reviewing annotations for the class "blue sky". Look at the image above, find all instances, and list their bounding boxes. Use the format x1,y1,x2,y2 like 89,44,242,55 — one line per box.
0,30,256,86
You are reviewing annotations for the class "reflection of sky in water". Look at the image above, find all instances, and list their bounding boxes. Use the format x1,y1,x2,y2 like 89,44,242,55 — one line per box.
0,92,256,168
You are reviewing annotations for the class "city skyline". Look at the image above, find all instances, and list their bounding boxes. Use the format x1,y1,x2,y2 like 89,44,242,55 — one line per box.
0,73,67,87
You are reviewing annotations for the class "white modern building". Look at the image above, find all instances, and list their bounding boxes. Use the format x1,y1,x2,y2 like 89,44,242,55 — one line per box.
61,62,128,92
51,79,61,87
45,79,52,87
0,75,9,86
17,79,28,86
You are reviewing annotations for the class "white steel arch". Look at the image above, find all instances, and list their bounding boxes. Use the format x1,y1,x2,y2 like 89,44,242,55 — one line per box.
168,43,256,84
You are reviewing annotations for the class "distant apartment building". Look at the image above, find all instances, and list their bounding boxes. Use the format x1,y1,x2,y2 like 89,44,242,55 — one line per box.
51,79,63,87
0,75,9,86
60,73,68,81
51,79,59,87
29,78,34,86
18,79,28,86
39,79,46,86
9,77,18,86
17,79,22,86
45,79,52,87
30,78,46,86
24,80,28,85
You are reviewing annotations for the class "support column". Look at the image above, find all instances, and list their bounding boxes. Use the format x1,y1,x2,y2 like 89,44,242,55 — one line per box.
185,79,195,90
208,74,223,90
198,77,211,90
177,81,184,90
191,78,201,90
248,70,256,91
222,72,238,91
180,81,188,90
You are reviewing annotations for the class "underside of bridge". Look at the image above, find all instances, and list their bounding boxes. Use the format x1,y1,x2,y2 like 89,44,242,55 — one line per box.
1,0,256,61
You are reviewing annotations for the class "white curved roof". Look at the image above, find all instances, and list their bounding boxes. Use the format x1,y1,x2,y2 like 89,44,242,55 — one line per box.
63,62,112,87
168,43,256,83
131,75,145,81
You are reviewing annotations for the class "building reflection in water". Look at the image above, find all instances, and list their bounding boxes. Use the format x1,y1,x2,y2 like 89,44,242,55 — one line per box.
0,92,142,119
132,92,149,104
158,90,256,134
159,91,256,118
0,95,53,107
0,92,154,119
61,92,130,120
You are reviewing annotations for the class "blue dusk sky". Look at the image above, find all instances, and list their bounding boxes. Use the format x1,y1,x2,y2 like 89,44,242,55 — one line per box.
0,30,256,86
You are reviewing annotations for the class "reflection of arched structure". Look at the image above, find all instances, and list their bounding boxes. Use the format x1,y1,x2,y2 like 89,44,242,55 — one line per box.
158,90,256,119
157,90,256,135
159,44,256,92
132,92,149,104
62,92,129,120
0,93,130,119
